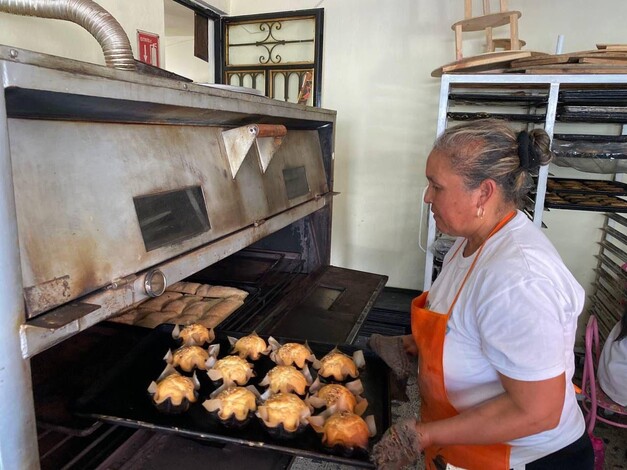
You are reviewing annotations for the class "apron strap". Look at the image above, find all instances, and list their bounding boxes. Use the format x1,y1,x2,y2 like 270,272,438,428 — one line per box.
445,210,516,317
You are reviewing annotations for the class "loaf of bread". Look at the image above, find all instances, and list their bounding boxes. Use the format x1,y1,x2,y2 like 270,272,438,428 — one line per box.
162,295,204,314
135,310,179,328
141,292,184,311
167,281,203,295
198,298,245,328
203,286,249,300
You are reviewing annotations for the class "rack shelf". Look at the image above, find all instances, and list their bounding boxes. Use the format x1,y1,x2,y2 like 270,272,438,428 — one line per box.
427,73,627,340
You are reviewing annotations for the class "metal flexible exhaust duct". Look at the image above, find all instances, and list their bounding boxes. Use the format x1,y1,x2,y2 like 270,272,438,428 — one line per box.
0,0,136,71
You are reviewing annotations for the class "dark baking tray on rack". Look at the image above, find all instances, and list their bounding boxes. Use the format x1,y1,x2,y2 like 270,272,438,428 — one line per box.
544,192,627,212
74,325,390,468
545,178,627,195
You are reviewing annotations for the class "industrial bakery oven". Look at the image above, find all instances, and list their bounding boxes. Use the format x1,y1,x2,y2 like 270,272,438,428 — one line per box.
0,45,388,469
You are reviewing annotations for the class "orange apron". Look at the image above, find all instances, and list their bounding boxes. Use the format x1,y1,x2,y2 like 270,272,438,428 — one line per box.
411,211,516,470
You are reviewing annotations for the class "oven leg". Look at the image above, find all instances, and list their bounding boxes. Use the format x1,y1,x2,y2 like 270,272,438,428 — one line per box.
0,65,40,469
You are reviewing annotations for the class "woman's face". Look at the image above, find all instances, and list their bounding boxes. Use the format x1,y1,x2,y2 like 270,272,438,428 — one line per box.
424,149,481,237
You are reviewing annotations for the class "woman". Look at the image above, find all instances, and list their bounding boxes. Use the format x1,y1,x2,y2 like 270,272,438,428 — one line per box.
597,306,627,406
370,119,593,469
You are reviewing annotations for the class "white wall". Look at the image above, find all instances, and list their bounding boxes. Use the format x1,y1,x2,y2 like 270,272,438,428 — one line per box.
0,0,164,67
164,34,213,83
229,0,627,300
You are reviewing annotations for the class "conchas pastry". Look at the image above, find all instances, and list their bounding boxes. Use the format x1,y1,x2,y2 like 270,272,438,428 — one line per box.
202,385,260,428
165,345,211,373
256,392,312,438
268,337,316,368
172,323,215,346
207,355,255,386
307,378,368,416
148,366,200,414
228,332,270,361
309,411,376,454
258,365,312,396
313,347,365,382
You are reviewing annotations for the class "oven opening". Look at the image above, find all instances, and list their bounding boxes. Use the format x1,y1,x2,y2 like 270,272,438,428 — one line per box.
31,210,388,469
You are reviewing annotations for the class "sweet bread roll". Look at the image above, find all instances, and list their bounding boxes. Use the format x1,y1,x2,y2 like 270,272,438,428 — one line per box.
256,392,311,433
207,355,254,386
171,345,210,372
316,411,372,450
259,365,310,395
203,386,258,422
174,323,214,346
230,332,269,361
150,373,197,406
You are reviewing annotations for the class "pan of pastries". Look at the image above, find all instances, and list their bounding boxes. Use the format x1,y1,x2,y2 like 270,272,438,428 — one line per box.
76,325,391,467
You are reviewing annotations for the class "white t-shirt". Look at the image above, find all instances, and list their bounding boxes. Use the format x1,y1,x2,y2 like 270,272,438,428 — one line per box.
427,211,586,468
597,320,627,406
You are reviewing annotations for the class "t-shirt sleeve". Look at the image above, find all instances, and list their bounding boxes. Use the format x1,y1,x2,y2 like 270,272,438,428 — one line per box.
475,276,567,381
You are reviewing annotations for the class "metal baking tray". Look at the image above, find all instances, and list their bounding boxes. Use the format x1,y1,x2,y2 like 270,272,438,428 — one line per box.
545,178,627,195
544,194,627,212
74,325,391,468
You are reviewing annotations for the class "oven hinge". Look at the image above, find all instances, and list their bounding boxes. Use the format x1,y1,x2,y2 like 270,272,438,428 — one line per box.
107,274,138,290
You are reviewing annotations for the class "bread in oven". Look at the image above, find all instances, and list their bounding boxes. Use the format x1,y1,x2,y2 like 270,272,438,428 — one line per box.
256,392,312,434
147,368,200,414
202,386,258,423
229,332,270,361
259,365,312,396
314,347,365,382
168,345,210,372
314,410,372,451
207,355,255,386
307,380,368,416
173,323,215,346
269,337,316,369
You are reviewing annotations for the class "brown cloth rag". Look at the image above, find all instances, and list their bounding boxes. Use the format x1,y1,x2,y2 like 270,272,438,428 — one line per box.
368,334,417,401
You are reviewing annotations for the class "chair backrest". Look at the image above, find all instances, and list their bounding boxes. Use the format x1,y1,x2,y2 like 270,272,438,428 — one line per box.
582,314,627,434
582,315,599,416
464,0,509,18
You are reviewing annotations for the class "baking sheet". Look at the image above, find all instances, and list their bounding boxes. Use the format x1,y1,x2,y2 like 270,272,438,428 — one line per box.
544,192,627,212
545,177,627,195
74,325,391,468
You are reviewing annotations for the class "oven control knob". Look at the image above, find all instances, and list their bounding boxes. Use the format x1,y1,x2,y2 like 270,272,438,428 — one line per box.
144,269,167,297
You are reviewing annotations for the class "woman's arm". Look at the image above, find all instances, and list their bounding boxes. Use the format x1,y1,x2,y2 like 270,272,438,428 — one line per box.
418,372,566,449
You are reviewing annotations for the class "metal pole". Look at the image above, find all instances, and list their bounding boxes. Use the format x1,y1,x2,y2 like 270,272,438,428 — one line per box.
0,62,40,470
423,75,451,292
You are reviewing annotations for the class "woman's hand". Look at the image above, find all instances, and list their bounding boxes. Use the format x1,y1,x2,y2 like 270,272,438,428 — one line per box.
371,418,427,469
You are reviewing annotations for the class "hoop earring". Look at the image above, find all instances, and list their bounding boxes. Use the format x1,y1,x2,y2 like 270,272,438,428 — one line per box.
476,206,485,219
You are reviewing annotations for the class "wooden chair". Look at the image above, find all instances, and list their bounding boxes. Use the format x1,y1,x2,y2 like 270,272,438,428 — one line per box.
581,315,627,434
452,0,523,60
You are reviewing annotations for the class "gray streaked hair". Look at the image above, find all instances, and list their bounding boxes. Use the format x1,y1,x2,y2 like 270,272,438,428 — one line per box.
433,119,553,208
